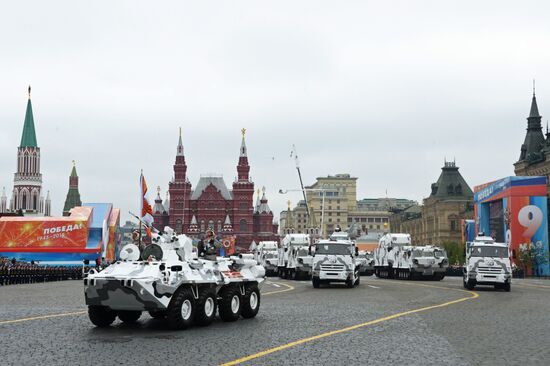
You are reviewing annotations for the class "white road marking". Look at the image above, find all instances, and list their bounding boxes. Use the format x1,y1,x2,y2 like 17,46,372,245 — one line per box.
272,283,281,288
368,285,380,289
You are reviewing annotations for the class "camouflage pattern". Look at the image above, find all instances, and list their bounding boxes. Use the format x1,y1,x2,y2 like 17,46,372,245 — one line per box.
277,234,313,279
311,238,359,285
463,236,512,288
84,229,265,312
254,241,279,274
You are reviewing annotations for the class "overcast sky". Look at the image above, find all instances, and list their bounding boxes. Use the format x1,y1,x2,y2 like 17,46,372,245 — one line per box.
1,1,550,223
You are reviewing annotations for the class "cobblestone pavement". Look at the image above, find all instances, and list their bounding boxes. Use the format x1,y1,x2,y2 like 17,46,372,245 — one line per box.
0,277,549,366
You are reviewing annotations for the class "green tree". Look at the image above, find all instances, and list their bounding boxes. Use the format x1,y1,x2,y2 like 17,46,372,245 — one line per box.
441,240,465,266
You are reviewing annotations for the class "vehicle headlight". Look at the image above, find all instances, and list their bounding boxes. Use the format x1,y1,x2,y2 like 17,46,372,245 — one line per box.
298,258,303,264
413,259,418,265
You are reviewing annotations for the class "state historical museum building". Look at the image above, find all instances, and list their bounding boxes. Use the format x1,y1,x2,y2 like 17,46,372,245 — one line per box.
152,129,278,247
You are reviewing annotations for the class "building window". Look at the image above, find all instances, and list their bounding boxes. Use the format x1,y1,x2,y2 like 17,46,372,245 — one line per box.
328,218,332,223
200,220,205,232
361,218,366,222
208,220,215,230
176,219,182,233
217,220,222,233
450,220,457,231
377,225,380,230
240,219,247,232
336,212,340,216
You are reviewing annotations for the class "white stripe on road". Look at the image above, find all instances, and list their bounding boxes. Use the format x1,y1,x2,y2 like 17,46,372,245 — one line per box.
271,283,281,288
368,285,380,289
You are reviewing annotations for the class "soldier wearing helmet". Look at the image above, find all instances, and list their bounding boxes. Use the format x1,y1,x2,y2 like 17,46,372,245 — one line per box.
198,229,222,261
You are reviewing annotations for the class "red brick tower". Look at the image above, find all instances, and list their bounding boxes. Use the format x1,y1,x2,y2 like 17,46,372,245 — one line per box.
232,129,254,246
168,128,192,234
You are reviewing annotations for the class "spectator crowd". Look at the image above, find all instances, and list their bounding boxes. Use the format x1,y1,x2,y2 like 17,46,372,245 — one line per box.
0,257,83,286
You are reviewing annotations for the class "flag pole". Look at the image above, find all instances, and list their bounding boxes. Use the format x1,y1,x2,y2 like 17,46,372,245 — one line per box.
139,170,142,247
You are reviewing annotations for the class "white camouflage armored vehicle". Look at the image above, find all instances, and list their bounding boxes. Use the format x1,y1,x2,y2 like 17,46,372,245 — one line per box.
374,233,448,280
277,234,313,280
254,241,279,276
463,235,511,291
357,250,375,276
311,233,360,288
84,227,266,329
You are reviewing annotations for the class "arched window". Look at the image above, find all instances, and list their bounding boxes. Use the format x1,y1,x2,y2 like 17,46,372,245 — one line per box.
240,219,247,232
208,220,215,230
200,220,205,233
217,220,222,233
447,184,454,195
175,219,182,234
455,184,463,195
22,193,27,210
32,194,37,210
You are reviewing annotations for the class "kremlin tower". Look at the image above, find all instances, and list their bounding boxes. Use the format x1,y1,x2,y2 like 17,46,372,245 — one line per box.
10,86,51,216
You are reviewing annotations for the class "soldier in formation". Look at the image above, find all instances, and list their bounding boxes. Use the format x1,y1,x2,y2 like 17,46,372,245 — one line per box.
0,257,82,286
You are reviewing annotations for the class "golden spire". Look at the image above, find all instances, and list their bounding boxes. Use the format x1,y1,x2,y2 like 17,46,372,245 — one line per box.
287,200,291,209
241,128,246,137
257,188,260,196
157,186,161,193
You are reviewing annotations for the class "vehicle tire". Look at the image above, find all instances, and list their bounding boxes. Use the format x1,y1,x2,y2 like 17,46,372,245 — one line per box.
312,277,320,288
241,284,261,319
118,310,142,323
504,282,511,292
219,286,242,322
355,274,360,286
148,310,166,319
88,305,116,327
346,278,354,288
195,288,217,326
464,280,475,290
166,286,196,330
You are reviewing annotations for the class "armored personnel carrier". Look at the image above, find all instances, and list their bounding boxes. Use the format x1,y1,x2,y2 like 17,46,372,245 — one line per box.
84,227,265,329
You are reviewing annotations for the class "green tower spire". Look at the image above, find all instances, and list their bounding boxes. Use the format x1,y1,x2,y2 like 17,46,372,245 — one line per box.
63,161,82,216
20,86,38,148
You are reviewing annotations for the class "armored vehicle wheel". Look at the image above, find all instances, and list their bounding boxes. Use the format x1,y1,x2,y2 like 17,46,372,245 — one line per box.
195,288,217,326
346,278,354,288
219,287,242,322
118,310,142,323
312,277,320,288
88,306,116,327
504,282,511,292
167,287,196,330
241,284,261,319
354,275,360,286
148,310,166,319
464,279,475,290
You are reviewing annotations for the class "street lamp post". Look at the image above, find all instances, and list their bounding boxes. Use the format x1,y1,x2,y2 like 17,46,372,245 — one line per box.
279,188,329,238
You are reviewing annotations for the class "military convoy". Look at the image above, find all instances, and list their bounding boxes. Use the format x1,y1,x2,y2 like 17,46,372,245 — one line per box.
84,227,266,329
374,233,448,280
277,234,313,280
311,231,360,288
463,234,511,291
254,241,279,276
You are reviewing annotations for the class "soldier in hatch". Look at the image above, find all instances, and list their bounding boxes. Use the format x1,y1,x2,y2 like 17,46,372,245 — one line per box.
198,229,222,261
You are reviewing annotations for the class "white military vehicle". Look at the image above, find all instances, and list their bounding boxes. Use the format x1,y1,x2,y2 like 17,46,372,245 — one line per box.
84,227,266,329
277,234,313,280
374,233,411,278
463,235,511,291
357,250,375,276
394,245,448,280
255,241,279,276
374,233,448,280
311,233,360,288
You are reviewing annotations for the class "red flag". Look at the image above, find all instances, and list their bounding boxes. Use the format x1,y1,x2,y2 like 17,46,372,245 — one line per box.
140,171,154,226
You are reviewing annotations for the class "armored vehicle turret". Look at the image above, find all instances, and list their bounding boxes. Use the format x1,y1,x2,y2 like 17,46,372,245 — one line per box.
84,227,265,329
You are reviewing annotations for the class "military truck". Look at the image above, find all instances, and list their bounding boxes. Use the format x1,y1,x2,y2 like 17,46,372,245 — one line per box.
357,250,375,276
374,233,448,280
84,227,266,329
277,234,313,280
311,234,360,288
254,241,279,276
463,235,511,291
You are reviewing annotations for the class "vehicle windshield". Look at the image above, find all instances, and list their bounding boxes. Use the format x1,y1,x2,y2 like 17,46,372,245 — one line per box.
470,246,508,258
264,253,277,259
315,244,352,256
297,248,309,257
434,249,446,258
